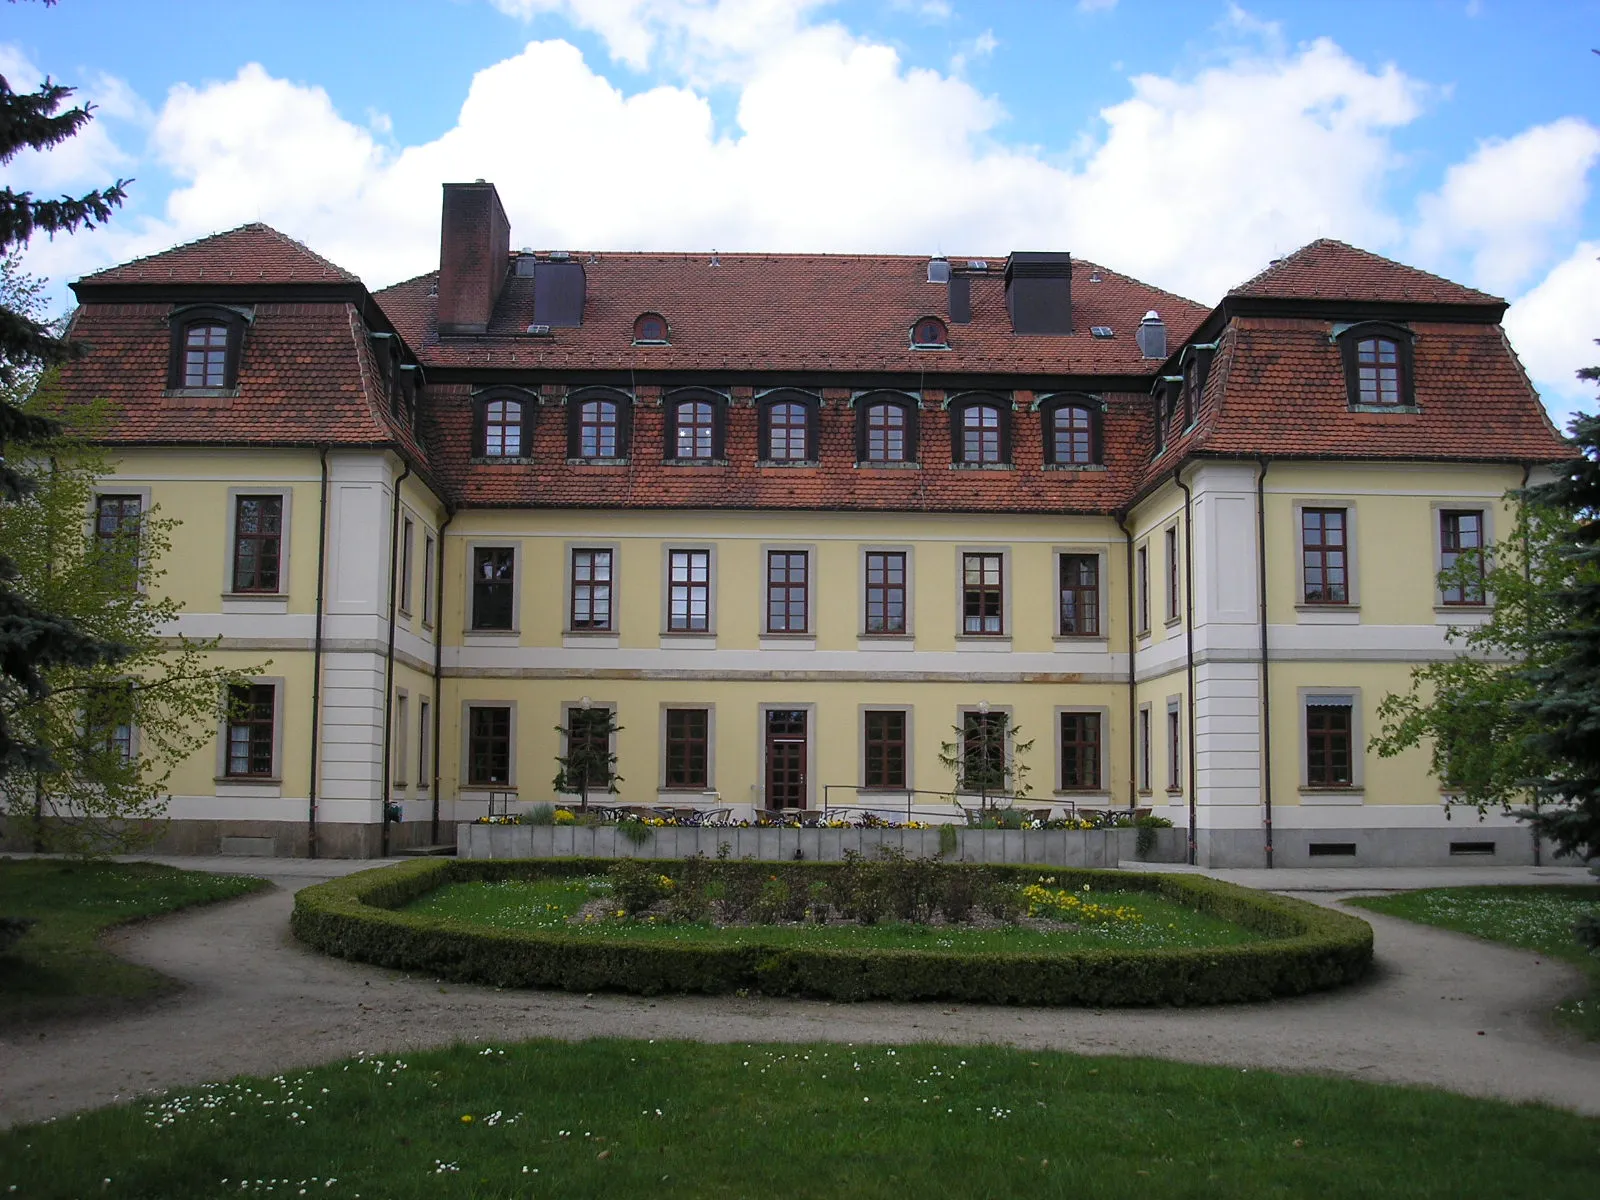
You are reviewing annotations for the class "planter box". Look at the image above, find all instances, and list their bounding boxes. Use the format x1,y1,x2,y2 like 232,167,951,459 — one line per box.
459,822,1186,865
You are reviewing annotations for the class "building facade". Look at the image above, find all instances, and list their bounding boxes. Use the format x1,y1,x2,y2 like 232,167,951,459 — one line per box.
35,181,1569,864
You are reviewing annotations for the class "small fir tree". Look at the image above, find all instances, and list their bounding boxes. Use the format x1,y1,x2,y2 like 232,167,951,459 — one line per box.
552,706,622,813
938,709,1034,812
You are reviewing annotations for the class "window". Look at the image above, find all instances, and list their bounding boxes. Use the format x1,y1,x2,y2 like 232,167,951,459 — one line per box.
87,683,134,763
765,550,809,634
1440,510,1486,605
466,705,511,786
225,684,275,778
857,395,917,464
482,396,524,457
564,706,615,790
671,400,716,460
667,549,711,632
863,710,907,789
393,692,409,786
864,551,907,634
1058,553,1099,636
95,494,142,585
570,548,614,631
1047,403,1097,466
471,546,516,630
664,708,709,789
399,517,415,615
567,390,632,460
1136,545,1150,634
168,307,247,391
1306,696,1354,787
184,324,228,388
961,552,1004,635
1338,323,1413,408
418,698,432,785
1164,526,1180,622
633,312,668,344
1059,712,1102,791
1138,705,1152,792
232,495,283,593
911,316,948,348
961,710,1008,793
1301,508,1349,604
422,534,436,626
955,401,1005,465
760,392,816,462
1166,703,1181,792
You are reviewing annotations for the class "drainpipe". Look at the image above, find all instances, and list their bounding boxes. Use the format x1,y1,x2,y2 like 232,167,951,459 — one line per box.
1115,514,1138,811
1256,458,1274,869
307,446,330,859
379,458,412,858
1175,470,1198,866
429,506,456,845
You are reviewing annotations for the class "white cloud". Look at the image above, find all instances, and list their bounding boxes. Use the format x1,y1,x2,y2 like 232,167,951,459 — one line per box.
0,43,141,198
1504,242,1600,424
1412,118,1600,295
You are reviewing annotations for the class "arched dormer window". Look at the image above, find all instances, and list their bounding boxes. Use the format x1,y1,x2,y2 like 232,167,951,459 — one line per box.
475,387,534,458
911,316,948,349
166,304,250,391
1041,395,1103,466
758,390,819,463
1337,321,1415,409
664,388,727,462
855,391,918,464
566,387,632,461
633,312,669,345
949,393,1010,465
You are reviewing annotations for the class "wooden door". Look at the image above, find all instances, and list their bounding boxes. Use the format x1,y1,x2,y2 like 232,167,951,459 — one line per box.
765,709,808,810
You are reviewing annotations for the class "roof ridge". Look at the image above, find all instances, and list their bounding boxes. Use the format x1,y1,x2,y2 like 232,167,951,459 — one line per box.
79,222,360,283
1227,238,1501,304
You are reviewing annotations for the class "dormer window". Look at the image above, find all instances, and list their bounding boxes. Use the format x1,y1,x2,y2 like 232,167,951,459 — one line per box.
856,392,918,464
1042,396,1102,466
911,316,948,349
167,304,249,392
567,388,632,461
665,389,726,462
758,390,819,463
633,312,669,344
1337,321,1415,410
476,388,531,458
951,394,1009,465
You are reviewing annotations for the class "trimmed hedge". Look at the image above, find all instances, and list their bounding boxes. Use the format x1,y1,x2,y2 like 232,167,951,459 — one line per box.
291,858,1373,1007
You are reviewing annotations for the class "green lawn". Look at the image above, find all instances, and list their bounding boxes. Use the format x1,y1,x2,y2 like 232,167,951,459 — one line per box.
1348,885,1600,1038
3,1039,1596,1199
0,858,266,1022
404,876,1264,951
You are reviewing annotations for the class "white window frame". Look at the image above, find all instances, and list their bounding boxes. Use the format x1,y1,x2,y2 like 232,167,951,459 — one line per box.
661,544,717,638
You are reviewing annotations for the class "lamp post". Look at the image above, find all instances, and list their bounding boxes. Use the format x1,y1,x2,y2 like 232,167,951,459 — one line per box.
577,697,592,813
977,700,991,812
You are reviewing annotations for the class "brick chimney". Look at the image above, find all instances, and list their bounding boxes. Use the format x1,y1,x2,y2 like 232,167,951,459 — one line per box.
1004,252,1072,335
437,181,510,336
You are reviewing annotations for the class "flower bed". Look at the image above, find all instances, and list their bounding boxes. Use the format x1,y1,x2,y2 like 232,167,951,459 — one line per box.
291,857,1373,1007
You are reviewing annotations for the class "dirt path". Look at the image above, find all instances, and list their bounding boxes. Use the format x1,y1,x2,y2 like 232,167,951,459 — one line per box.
2,869,1597,1127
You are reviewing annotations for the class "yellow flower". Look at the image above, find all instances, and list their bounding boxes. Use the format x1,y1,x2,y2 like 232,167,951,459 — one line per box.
461,1114,474,1123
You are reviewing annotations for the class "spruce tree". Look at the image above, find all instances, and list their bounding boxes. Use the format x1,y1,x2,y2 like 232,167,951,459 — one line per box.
1519,406,1600,862
0,32,133,775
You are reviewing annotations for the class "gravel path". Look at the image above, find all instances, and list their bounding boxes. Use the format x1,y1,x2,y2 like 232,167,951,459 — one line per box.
2,866,1597,1127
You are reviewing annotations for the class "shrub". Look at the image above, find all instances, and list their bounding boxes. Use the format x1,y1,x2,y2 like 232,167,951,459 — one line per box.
667,854,713,923
609,859,671,916
1135,814,1173,858
748,875,793,924
523,803,557,826
936,867,979,923
937,823,958,857
292,858,1374,1007
618,818,654,847
878,847,939,923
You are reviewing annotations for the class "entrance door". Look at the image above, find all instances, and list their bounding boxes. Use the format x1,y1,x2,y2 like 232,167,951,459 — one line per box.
765,709,808,811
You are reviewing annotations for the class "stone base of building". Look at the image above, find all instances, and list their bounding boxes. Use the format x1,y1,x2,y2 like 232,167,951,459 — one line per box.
0,817,456,859
1194,825,1561,869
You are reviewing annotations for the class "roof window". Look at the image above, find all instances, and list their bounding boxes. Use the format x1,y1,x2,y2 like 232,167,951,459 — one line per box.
1090,326,1114,338
633,312,669,345
911,316,949,349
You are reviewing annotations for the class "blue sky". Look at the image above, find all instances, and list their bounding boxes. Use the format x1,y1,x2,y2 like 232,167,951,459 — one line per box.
5,0,1599,415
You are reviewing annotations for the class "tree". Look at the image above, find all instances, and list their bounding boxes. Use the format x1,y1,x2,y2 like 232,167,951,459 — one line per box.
0,389,259,854
937,707,1034,812
552,706,622,813
1,26,133,776
1518,408,1600,862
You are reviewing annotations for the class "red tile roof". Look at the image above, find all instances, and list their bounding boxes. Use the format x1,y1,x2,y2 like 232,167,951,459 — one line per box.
79,224,359,286
374,253,1208,376
1228,240,1502,306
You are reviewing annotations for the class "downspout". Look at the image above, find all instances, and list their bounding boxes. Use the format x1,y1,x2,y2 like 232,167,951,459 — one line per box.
1256,458,1274,869
379,458,412,858
306,446,330,858
1175,470,1198,866
1115,514,1138,811
429,506,456,845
